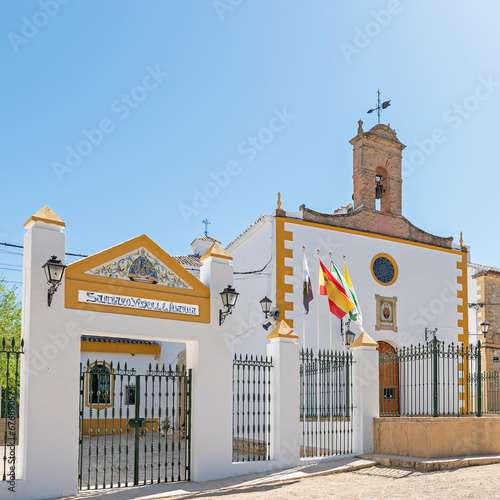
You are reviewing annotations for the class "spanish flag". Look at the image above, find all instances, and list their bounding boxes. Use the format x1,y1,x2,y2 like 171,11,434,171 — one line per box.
319,259,355,319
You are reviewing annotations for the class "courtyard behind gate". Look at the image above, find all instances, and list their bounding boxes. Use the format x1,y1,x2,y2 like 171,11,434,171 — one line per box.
78,360,191,490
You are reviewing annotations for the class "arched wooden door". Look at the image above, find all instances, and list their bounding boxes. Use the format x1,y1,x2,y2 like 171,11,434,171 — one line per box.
377,341,400,416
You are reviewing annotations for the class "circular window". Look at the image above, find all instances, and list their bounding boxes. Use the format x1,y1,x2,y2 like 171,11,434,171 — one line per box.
371,254,398,286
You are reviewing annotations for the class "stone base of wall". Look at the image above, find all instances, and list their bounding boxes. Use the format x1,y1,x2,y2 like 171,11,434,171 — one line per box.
374,417,500,458
233,438,267,456
0,418,19,445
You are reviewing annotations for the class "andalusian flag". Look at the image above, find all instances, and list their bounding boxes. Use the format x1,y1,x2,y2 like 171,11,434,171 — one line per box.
319,259,355,319
344,262,363,326
303,253,314,314
330,260,358,323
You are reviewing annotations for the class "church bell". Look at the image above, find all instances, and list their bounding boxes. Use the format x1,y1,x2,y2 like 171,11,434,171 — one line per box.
375,176,383,199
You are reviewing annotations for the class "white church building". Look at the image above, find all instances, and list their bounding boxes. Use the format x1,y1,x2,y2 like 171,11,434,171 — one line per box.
216,121,469,355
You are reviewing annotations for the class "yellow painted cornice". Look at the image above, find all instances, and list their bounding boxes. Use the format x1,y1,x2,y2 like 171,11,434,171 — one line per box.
24,205,65,228
81,340,161,356
200,242,233,261
350,331,379,348
266,320,299,340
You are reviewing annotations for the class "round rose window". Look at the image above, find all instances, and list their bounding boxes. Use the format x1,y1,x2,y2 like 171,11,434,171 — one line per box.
371,254,398,286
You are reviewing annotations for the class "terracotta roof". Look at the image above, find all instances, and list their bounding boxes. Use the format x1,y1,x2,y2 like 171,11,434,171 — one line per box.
226,215,271,249
190,235,220,245
470,263,500,274
172,255,202,267
81,335,160,345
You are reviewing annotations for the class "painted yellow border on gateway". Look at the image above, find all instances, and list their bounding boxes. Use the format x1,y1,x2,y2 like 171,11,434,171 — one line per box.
81,341,161,356
65,234,210,323
371,253,398,286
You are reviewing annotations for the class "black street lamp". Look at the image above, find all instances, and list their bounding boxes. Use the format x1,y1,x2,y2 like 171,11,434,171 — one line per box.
481,321,490,335
219,285,239,325
42,255,67,306
260,296,272,318
345,329,356,347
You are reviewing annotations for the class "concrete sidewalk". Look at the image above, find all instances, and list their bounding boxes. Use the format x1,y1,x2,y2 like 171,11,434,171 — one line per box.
57,455,377,500
56,453,500,500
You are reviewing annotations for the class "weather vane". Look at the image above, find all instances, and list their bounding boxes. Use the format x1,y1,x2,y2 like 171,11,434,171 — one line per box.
367,89,391,124
202,218,211,237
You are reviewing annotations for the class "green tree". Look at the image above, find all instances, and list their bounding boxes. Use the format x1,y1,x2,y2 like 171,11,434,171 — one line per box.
0,277,22,416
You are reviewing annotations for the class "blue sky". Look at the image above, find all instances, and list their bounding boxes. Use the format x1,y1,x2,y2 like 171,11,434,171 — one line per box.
1,1,500,288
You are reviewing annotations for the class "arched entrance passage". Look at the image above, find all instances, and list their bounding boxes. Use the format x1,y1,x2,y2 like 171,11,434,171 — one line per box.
377,341,400,416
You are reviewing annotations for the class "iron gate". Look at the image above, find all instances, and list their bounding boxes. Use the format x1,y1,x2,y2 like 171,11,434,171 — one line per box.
78,360,191,490
300,348,353,458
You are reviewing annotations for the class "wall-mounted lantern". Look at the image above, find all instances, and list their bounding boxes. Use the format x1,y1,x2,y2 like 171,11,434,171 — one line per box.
219,285,239,326
42,255,66,307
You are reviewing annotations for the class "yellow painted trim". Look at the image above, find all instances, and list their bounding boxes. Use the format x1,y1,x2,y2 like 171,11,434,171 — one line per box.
65,234,210,323
281,217,463,255
200,242,233,261
81,341,161,356
85,361,115,410
275,217,295,328
371,253,399,286
456,251,469,413
24,205,65,228
456,254,469,345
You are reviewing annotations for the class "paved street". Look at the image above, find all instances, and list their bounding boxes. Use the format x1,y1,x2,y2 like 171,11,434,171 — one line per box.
163,462,500,500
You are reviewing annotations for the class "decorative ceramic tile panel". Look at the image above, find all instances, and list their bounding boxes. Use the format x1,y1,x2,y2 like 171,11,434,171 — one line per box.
85,248,192,289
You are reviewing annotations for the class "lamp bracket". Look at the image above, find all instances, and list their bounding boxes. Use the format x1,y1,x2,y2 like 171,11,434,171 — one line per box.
468,303,485,310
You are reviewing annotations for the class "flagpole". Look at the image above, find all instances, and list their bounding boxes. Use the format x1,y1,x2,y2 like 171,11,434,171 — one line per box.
303,246,306,351
317,249,320,354
329,252,333,352
316,249,321,453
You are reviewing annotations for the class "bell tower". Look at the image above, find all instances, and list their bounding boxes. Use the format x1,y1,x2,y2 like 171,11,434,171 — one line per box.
349,121,406,216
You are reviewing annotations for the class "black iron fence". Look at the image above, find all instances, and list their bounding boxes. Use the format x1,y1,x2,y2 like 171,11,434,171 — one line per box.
1,338,23,482
300,349,353,458
232,354,272,462
379,340,500,417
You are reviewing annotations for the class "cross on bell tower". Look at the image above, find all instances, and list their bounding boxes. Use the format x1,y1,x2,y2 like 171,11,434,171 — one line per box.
202,218,211,237
367,90,391,124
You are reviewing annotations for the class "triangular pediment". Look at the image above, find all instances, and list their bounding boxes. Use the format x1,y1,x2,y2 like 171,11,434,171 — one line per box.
65,235,210,323
85,247,192,289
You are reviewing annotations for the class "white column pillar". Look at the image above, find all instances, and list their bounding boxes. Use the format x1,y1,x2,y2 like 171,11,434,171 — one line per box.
9,207,82,500
266,320,301,466
350,331,379,455
187,243,235,481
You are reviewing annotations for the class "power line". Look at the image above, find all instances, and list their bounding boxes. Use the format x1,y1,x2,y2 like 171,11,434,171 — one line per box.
0,249,23,256
0,243,23,249
0,242,88,258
